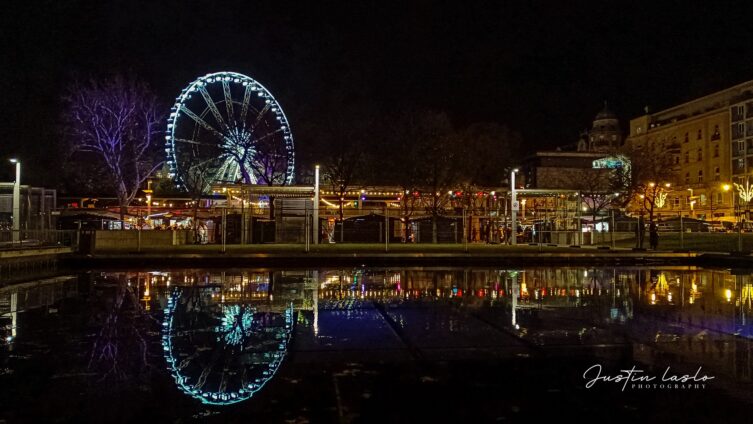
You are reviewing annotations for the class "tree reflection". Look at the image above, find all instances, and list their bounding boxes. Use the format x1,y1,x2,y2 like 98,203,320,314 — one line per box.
87,274,156,382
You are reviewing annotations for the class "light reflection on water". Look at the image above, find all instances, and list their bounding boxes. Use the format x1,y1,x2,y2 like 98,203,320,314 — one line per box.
0,267,752,418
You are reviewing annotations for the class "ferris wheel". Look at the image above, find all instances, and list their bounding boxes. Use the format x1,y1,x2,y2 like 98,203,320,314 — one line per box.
165,71,295,192
162,288,294,406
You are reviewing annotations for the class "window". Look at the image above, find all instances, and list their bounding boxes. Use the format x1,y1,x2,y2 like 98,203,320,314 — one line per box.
697,170,703,183
673,196,680,208
684,132,689,143
697,148,702,161
697,129,702,140
714,144,719,158
717,192,722,204
712,125,720,141
675,156,680,165
685,172,690,183
715,166,720,181
684,151,689,163
700,194,707,206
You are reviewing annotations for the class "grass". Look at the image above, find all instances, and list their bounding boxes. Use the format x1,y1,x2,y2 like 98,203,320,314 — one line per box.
594,232,753,252
95,242,595,254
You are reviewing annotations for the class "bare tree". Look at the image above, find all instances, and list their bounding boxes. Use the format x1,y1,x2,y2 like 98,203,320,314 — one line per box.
412,111,459,243
319,115,371,230
621,143,675,223
63,75,164,224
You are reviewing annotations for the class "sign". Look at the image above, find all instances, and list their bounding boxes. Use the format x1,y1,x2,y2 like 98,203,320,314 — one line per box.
512,201,520,211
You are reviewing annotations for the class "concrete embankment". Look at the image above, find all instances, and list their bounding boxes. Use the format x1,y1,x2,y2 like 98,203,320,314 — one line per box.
63,247,706,269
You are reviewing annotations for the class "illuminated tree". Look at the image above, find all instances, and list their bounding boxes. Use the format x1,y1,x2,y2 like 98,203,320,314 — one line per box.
63,76,164,224
620,142,674,222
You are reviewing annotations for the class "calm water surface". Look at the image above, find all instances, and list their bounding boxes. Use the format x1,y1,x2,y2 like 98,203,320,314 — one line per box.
1,267,752,422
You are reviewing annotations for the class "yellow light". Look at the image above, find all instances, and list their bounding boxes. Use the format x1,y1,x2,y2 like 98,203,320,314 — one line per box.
649,182,655,187
722,184,731,192
665,183,671,188
725,289,732,302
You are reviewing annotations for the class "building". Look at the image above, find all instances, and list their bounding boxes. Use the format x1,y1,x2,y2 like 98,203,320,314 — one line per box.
524,104,626,190
0,183,57,230
624,80,753,220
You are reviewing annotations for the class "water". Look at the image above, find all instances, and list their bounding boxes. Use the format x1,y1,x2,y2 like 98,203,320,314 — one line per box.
1,267,752,422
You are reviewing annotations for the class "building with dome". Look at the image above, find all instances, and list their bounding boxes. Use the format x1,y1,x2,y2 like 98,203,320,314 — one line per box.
579,103,623,152
524,104,625,189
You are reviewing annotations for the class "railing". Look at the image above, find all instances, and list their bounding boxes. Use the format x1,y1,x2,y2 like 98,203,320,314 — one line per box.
0,230,79,251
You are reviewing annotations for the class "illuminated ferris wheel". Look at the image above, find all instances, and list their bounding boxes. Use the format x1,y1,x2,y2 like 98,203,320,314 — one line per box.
162,288,293,405
165,71,295,192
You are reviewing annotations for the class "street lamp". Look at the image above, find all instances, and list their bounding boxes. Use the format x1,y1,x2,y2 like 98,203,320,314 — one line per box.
314,164,320,245
687,188,695,217
511,168,519,246
9,159,20,242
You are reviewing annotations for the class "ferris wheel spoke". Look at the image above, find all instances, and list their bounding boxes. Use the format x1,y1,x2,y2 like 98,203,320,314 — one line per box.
179,105,225,140
253,128,284,144
218,372,229,395
222,81,235,123
251,103,272,130
173,137,218,147
199,86,231,133
240,86,252,127
188,156,220,171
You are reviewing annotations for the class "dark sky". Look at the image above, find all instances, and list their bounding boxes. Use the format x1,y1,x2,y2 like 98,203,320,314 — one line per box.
3,0,753,185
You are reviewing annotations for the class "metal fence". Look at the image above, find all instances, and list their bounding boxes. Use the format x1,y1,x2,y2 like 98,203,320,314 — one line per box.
0,230,79,251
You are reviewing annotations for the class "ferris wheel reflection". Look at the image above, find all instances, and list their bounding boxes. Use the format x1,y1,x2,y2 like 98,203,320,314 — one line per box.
161,286,293,406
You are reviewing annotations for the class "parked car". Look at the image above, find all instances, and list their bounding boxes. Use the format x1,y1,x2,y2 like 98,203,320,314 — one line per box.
709,221,733,233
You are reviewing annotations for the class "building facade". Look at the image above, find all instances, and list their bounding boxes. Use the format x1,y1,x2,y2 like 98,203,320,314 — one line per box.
624,80,753,220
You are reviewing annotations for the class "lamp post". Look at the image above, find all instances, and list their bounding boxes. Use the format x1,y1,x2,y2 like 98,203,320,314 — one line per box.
9,159,20,242
511,168,518,246
314,165,320,245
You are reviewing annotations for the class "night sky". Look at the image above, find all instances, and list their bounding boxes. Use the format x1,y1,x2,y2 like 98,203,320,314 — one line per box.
3,0,753,185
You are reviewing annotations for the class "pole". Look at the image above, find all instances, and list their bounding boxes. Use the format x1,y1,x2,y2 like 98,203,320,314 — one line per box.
11,161,20,242
575,193,583,244
679,212,684,249
384,205,389,253
611,208,615,249
463,207,468,252
305,203,310,253
313,165,320,245
137,208,142,253
511,169,517,246
221,208,227,253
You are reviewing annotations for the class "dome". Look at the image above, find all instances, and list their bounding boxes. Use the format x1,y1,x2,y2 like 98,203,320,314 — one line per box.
594,102,616,120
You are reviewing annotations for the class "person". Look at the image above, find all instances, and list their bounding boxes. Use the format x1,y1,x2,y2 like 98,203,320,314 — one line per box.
649,221,659,250
636,214,645,248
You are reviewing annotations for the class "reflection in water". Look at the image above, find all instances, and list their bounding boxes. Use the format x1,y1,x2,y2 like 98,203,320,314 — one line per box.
1,266,752,419
162,287,293,405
